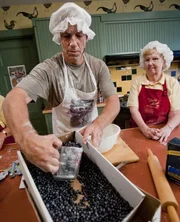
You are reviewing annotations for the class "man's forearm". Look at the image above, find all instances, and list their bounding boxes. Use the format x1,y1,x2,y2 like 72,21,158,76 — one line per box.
2,88,35,143
93,94,120,129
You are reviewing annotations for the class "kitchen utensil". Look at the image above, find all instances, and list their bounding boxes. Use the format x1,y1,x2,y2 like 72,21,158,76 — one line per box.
53,146,83,181
0,160,21,181
97,124,121,153
147,149,179,222
116,161,127,170
103,137,139,165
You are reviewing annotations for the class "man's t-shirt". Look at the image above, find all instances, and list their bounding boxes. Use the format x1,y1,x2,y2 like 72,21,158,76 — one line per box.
17,53,116,107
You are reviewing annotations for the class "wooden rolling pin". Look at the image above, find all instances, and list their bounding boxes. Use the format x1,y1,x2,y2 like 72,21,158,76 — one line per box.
147,149,180,222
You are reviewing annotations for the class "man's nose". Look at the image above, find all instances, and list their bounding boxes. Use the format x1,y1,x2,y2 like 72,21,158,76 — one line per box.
69,36,78,46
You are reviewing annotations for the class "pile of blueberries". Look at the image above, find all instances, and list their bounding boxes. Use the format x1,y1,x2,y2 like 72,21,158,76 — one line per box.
28,142,133,222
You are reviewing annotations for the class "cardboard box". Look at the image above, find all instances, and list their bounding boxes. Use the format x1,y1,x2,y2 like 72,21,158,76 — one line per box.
166,137,180,186
18,131,161,222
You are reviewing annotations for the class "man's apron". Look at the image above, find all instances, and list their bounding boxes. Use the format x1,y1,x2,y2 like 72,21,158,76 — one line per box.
130,81,170,127
52,55,98,136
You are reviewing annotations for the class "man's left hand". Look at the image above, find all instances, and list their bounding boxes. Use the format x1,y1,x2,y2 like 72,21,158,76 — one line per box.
80,122,103,148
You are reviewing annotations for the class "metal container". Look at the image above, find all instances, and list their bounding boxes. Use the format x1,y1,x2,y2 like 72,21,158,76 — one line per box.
53,145,83,181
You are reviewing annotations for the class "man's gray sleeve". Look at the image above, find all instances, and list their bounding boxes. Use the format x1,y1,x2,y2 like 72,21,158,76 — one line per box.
16,62,52,102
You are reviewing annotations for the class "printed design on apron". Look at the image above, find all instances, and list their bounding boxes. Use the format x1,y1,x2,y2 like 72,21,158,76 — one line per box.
68,99,94,127
147,98,160,109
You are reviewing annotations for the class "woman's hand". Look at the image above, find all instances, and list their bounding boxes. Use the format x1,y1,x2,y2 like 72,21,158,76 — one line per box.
155,125,172,144
0,132,6,149
140,126,160,140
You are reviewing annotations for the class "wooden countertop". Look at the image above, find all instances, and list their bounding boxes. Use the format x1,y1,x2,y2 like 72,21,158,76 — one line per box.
42,103,106,114
42,94,125,114
0,125,179,222
42,105,52,114
0,144,39,222
120,125,180,222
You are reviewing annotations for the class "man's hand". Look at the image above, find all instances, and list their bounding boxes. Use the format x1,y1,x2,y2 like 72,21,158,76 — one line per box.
80,122,103,148
19,133,62,174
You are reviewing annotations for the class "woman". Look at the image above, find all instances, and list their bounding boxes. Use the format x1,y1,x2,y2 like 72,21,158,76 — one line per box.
127,41,180,143
0,95,15,149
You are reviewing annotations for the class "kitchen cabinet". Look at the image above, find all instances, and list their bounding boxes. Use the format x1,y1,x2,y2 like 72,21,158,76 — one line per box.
33,10,180,62
101,11,180,54
85,16,104,59
114,107,131,129
44,113,53,134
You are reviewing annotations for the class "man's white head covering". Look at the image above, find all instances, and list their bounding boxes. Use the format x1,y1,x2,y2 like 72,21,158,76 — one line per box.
139,41,174,71
49,2,95,45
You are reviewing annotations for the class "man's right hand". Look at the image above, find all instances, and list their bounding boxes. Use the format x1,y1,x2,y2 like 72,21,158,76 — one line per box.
19,133,62,174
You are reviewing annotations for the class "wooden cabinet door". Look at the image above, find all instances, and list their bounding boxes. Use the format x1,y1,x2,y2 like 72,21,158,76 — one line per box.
0,35,47,135
85,16,104,59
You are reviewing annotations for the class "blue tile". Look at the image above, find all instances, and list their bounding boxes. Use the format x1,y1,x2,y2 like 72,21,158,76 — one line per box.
127,75,132,80
171,71,176,77
121,76,126,81
113,82,117,87
132,69,137,74
117,87,122,92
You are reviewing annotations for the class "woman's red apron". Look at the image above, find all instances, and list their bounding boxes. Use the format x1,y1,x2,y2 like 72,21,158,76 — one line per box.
130,81,170,127
0,125,15,145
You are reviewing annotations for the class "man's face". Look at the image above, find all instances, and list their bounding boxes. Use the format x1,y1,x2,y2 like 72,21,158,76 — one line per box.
60,24,88,65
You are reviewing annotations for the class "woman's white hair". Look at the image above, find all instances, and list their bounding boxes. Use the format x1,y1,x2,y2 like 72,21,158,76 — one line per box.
139,41,174,71
49,2,95,45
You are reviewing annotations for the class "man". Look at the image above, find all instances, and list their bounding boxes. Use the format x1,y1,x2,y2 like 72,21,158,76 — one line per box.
3,3,120,173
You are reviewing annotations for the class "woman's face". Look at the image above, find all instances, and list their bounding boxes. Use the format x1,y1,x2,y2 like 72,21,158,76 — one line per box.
60,24,88,65
144,49,165,78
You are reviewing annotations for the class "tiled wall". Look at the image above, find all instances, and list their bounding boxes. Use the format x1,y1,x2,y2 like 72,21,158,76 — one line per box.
109,62,180,96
